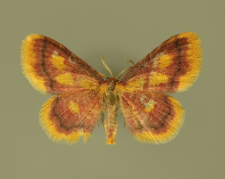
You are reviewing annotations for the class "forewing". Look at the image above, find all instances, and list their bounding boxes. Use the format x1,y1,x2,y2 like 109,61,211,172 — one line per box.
121,32,202,93
40,91,103,143
120,92,184,143
21,34,104,94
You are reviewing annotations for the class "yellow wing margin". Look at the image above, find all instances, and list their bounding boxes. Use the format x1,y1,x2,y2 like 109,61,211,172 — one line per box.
21,34,47,93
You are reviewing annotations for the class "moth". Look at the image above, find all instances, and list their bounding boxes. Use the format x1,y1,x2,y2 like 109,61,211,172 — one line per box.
21,32,202,145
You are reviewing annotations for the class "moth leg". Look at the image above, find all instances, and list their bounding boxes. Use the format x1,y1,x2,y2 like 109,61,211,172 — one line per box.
116,60,135,79
97,111,104,127
119,108,126,127
101,112,104,127
116,66,132,79
124,59,135,65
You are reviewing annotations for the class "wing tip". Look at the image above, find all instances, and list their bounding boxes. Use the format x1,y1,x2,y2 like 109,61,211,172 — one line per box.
177,32,203,92
21,34,47,93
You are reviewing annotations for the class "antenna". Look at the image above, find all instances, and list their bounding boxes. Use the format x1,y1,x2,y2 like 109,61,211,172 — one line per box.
101,56,115,78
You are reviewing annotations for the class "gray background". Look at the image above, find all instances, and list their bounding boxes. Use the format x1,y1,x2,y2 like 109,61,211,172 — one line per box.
1,0,224,178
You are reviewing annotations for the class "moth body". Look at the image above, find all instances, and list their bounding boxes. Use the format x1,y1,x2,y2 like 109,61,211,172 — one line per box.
103,78,119,144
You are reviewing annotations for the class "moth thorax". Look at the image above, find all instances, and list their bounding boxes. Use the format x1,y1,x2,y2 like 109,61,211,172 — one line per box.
105,78,118,106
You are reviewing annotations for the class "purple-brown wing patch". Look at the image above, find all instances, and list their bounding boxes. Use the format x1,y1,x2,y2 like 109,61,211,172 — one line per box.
121,32,202,93
21,34,104,94
120,91,184,143
40,91,103,143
